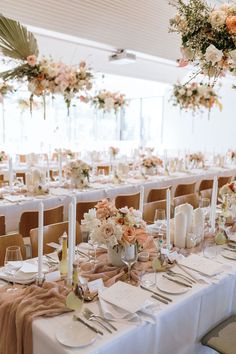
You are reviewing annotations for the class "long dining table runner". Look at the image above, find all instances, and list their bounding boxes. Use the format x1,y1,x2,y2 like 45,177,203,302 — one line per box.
0,282,71,354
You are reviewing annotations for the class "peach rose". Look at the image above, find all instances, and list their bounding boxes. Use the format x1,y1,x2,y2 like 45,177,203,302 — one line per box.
135,228,148,246
178,58,189,67
122,226,136,244
100,223,115,240
27,55,37,67
226,16,236,34
96,199,109,209
96,208,110,220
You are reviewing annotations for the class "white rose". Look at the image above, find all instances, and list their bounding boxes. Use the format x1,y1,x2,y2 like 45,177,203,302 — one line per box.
198,85,208,96
210,10,227,28
178,88,186,96
219,4,231,14
104,97,115,111
186,89,192,97
205,44,223,64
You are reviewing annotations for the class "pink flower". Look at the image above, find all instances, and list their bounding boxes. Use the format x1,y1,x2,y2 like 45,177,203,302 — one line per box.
178,58,189,67
79,61,86,68
27,55,37,67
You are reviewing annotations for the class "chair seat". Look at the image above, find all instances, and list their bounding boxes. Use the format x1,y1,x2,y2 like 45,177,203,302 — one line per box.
201,315,236,354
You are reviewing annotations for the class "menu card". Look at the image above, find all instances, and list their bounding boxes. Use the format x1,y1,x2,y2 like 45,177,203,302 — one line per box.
179,254,224,277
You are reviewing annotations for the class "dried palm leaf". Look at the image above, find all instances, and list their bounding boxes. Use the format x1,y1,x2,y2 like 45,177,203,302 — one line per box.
0,15,39,60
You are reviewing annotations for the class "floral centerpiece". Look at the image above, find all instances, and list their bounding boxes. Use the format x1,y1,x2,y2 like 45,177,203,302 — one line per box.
172,83,222,112
141,156,163,175
0,151,7,162
0,81,14,103
0,15,93,116
81,199,148,266
187,152,205,168
64,160,91,188
169,0,236,82
91,90,126,113
219,181,236,216
228,149,236,163
109,146,119,159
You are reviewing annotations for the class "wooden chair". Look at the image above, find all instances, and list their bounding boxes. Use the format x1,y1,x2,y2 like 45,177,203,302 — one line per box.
174,182,196,197
0,215,6,236
0,233,26,266
97,165,110,176
218,176,232,188
202,315,236,354
115,191,142,210
30,221,82,257
76,200,100,224
147,186,171,203
19,205,64,238
199,179,213,192
173,193,199,209
16,172,26,184
143,200,166,224
0,174,3,181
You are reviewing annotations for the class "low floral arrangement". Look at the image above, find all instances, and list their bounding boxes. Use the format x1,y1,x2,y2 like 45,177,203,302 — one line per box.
64,160,91,187
187,153,205,164
220,182,236,198
54,149,75,159
219,181,236,211
141,156,163,169
228,149,236,162
169,0,236,82
172,83,222,112
0,15,93,116
0,151,7,162
109,146,119,158
90,90,126,113
0,81,14,103
81,199,148,249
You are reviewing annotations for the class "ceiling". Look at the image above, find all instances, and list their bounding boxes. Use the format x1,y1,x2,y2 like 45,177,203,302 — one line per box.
1,0,189,84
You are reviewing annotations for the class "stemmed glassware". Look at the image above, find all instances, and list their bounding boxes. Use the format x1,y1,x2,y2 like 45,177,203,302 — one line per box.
4,246,23,292
121,244,138,283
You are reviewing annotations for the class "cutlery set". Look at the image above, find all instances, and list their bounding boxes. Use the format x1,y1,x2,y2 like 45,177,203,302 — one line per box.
73,308,117,335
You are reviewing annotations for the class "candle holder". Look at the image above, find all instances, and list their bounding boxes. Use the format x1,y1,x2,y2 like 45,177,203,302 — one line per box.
35,275,45,287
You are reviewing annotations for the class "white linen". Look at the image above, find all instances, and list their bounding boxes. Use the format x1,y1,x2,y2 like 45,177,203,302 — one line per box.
30,253,236,354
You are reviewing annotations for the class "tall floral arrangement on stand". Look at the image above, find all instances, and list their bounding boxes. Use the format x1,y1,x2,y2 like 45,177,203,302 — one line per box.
0,15,93,117
172,82,222,112
169,0,236,83
64,160,91,188
90,90,127,113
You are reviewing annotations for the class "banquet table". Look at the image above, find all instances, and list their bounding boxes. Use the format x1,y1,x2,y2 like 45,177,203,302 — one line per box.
31,252,236,354
1,166,236,233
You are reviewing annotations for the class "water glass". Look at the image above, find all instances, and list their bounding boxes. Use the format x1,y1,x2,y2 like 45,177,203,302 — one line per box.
199,198,210,208
4,246,23,292
203,237,217,259
121,244,138,283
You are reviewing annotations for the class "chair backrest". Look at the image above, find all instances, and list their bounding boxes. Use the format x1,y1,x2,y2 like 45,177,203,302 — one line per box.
199,179,213,192
97,165,110,176
0,215,5,236
143,200,166,224
115,192,140,210
76,200,100,224
200,189,212,200
0,174,3,181
0,233,26,266
16,172,26,184
19,205,64,237
173,193,199,209
30,221,82,257
147,186,171,203
218,176,232,188
174,182,196,197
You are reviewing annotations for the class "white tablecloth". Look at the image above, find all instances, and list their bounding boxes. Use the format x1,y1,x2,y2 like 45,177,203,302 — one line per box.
32,255,236,354
1,166,236,233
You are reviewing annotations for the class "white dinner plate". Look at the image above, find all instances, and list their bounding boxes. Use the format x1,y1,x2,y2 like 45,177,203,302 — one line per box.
221,251,236,261
156,277,190,295
56,321,97,348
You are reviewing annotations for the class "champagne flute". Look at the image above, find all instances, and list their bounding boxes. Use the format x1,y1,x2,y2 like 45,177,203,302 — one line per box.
4,246,23,292
121,244,138,283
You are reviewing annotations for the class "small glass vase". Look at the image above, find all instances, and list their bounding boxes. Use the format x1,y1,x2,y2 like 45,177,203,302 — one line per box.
107,245,123,267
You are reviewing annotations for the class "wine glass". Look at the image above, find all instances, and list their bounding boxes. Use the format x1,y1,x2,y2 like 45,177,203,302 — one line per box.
4,246,23,292
154,209,166,227
203,237,217,259
121,244,138,283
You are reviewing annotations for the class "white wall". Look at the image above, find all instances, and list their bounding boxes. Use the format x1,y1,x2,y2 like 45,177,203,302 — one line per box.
162,81,236,154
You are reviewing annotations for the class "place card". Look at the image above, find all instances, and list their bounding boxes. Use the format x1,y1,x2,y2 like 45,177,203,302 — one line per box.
88,278,104,292
45,270,61,282
99,281,151,313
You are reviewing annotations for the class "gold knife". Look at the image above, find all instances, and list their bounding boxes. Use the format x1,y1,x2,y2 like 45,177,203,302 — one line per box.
73,315,104,335
162,274,192,288
140,285,172,302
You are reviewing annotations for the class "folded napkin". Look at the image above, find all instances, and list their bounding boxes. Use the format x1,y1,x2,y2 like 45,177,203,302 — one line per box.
0,282,71,354
174,212,187,248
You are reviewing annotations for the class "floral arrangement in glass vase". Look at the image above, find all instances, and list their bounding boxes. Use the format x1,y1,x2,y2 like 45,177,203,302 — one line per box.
0,15,93,117
0,81,14,103
141,156,163,175
169,0,236,82
81,199,148,265
186,152,205,168
172,83,222,112
64,160,91,188
109,146,119,159
90,90,126,113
